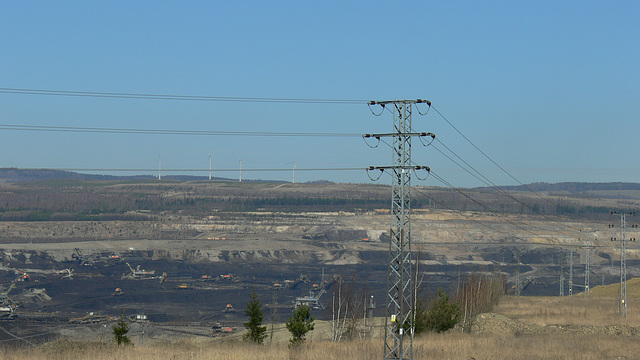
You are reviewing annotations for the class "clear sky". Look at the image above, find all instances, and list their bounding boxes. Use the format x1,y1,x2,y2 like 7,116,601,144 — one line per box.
1,1,638,187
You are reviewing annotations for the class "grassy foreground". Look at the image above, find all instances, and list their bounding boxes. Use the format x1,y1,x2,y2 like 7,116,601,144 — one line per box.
3,288,640,360
2,333,639,360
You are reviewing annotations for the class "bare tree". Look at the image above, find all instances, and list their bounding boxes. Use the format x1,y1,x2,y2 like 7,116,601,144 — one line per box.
454,269,506,332
329,274,371,341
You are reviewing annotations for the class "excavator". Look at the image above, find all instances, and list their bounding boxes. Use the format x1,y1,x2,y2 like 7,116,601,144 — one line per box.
123,262,156,279
159,272,168,286
59,266,75,280
72,248,90,266
0,281,17,317
0,281,16,305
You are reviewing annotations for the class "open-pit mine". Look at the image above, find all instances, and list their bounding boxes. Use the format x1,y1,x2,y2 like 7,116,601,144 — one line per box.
0,177,637,346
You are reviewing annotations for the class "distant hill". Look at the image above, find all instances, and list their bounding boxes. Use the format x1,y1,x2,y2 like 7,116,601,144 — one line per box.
478,182,640,193
0,168,231,183
0,169,638,219
0,168,325,184
2,169,639,194
0,168,135,182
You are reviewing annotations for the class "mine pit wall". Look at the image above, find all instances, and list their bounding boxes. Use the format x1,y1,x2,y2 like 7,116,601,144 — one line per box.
0,245,635,324
0,243,631,296
0,213,633,305
0,240,624,271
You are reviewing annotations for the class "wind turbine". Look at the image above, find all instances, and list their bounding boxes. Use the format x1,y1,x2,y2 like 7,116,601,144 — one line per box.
209,154,212,181
239,159,242,182
158,156,162,180
288,161,296,183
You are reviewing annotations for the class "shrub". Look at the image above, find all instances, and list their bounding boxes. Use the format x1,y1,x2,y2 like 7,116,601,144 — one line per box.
423,288,460,333
286,305,315,347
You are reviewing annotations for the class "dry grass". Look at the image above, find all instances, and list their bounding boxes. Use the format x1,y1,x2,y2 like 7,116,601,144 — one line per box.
2,333,640,360
4,290,640,359
416,332,640,360
495,295,639,327
496,281,640,327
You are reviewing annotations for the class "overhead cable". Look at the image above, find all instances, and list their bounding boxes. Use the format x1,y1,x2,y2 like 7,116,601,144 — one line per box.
0,87,367,104
432,137,583,232
16,167,365,173
431,105,563,210
0,124,361,137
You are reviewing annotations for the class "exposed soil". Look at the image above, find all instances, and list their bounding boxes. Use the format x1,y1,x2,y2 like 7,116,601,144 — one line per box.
472,312,639,337
0,208,635,347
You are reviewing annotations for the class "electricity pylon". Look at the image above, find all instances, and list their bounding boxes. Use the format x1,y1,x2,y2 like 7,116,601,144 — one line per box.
366,99,432,360
581,237,595,297
515,265,521,296
610,211,637,317
559,261,565,297
568,250,574,297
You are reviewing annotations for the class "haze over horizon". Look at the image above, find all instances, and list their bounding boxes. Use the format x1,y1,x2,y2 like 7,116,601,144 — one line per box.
1,2,638,188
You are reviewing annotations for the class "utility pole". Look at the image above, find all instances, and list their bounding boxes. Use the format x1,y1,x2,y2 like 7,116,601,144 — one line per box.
559,260,564,297
366,99,432,360
581,236,595,297
515,265,521,296
568,250,574,297
610,211,637,317
269,288,279,344
584,244,590,297
136,314,147,345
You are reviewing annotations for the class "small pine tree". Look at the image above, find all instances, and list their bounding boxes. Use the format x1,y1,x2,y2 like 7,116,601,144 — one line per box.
424,288,460,333
243,289,267,344
112,311,132,346
286,304,315,347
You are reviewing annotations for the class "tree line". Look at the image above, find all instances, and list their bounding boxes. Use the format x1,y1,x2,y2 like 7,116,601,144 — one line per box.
0,180,631,220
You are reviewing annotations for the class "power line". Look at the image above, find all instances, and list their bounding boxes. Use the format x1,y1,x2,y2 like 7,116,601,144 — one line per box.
382,168,614,251
377,116,610,247
0,124,361,137
376,136,558,238
431,140,490,187
431,137,584,232
12,167,365,173
428,170,551,239
0,87,367,104
431,105,565,211
410,185,516,238
3,90,629,240
410,185,622,252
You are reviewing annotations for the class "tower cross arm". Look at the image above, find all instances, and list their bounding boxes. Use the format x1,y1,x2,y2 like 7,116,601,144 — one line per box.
369,99,431,105
364,132,435,138
368,165,430,171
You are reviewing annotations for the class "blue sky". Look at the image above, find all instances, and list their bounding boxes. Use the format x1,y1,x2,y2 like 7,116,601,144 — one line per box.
1,1,638,187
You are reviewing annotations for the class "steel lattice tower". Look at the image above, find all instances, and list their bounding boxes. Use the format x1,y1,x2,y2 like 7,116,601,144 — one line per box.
559,262,564,297
611,211,636,318
515,265,521,296
585,242,590,297
569,250,574,297
366,99,432,360
386,101,413,360
582,237,594,297
619,213,627,317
